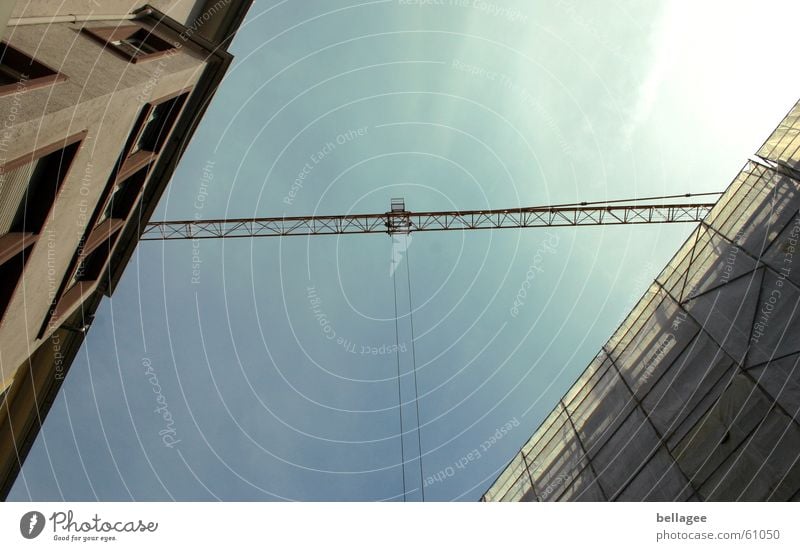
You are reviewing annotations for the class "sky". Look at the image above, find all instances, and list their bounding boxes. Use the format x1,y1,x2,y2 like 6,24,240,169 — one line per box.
9,0,800,501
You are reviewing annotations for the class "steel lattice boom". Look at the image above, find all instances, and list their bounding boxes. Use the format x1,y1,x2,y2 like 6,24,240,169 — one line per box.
141,199,716,240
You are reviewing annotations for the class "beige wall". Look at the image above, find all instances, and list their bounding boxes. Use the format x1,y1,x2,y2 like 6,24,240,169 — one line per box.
0,2,13,44
0,19,206,390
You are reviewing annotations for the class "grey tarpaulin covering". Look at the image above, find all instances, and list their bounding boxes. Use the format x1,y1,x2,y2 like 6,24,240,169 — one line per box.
483,100,800,501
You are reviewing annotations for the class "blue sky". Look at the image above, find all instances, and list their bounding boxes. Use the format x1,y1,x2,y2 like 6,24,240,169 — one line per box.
10,0,800,501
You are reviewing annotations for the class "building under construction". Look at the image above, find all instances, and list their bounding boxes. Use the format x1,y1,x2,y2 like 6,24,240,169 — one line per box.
482,101,800,501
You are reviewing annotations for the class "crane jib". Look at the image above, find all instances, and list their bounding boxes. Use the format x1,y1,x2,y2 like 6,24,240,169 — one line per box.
140,195,720,240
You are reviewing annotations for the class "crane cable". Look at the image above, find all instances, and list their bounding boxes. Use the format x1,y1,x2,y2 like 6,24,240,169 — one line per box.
392,263,407,501
539,191,723,209
391,233,426,501
404,234,425,502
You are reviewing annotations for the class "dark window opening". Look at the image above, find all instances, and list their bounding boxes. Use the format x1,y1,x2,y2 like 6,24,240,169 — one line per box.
0,246,31,319
71,233,118,286
0,132,84,326
104,167,148,221
111,28,172,58
82,25,176,63
0,42,65,95
4,142,81,235
131,93,189,155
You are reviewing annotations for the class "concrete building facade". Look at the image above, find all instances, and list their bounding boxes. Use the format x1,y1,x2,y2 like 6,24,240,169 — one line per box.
0,0,252,499
483,100,800,502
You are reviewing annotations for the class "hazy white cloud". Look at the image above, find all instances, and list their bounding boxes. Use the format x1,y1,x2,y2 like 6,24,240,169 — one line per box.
620,1,680,144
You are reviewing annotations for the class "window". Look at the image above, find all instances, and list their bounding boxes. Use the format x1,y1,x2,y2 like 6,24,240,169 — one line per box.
111,28,167,57
130,92,189,155
49,197,128,323
46,89,189,328
70,232,119,286
82,24,176,63
0,42,65,96
0,132,84,320
0,247,30,319
47,227,119,323
100,167,150,223
62,167,150,291
0,149,74,235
